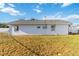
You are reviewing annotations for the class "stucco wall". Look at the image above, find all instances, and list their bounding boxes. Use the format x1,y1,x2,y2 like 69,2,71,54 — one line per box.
9,24,69,35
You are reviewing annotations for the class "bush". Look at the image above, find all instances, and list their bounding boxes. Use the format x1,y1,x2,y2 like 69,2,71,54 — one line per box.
0,23,9,28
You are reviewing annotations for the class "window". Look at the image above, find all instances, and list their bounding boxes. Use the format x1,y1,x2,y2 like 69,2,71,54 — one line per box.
51,25,55,31
69,25,71,27
14,26,19,31
43,25,47,29
37,26,40,29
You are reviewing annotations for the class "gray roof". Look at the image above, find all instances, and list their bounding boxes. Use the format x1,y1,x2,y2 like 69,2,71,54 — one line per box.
8,19,71,25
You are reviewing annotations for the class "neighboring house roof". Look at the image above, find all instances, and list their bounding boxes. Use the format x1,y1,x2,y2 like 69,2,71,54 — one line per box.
8,19,71,25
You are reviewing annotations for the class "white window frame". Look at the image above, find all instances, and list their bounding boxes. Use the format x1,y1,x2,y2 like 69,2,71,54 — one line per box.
43,25,47,29
51,25,55,31
37,26,40,29
14,26,19,31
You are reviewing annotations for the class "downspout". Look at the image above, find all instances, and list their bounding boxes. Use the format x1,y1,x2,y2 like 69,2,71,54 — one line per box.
44,16,47,35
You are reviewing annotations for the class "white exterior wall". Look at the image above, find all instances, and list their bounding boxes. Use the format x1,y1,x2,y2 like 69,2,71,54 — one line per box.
8,25,14,35
55,25,69,35
9,24,69,35
69,26,79,33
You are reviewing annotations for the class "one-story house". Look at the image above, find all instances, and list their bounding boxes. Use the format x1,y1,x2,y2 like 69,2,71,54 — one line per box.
8,19,71,35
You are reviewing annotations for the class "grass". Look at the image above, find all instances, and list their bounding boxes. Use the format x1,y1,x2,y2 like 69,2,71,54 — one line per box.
0,33,79,56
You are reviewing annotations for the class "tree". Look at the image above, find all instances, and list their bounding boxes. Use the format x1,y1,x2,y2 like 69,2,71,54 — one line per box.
0,23,9,28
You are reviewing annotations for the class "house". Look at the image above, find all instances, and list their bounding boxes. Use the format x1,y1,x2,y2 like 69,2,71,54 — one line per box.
8,19,71,35
69,24,79,34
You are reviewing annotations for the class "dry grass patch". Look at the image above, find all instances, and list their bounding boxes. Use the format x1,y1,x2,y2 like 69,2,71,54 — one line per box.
14,35,76,56
0,33,79,56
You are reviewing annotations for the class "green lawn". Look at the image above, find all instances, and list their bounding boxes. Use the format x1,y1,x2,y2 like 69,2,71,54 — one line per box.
0,33,79,56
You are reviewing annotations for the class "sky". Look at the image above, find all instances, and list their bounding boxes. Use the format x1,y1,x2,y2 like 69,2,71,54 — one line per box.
0,3,79,24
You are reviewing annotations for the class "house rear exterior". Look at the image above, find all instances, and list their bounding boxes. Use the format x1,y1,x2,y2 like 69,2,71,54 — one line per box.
8,19,71,35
